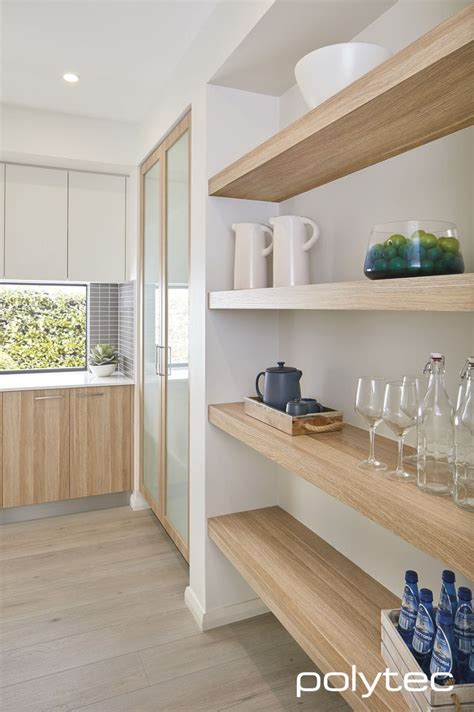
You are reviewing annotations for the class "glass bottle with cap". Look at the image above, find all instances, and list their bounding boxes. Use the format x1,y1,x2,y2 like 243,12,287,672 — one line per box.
398,569,419,647
412,588,436,674
430,610,457,684
417,353,454,495
454,357,474,511
436,569,458,625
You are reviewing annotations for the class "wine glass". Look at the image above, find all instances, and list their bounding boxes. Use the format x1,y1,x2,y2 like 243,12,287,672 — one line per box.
383,381,418,481
355,378,387,471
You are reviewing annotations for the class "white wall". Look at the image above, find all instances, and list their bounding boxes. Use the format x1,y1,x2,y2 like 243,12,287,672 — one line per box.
276,0,474,596
188,84,282,621
0,103,138,170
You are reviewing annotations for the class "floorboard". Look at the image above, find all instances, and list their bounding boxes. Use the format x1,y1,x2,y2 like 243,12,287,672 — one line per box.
0,506,349,711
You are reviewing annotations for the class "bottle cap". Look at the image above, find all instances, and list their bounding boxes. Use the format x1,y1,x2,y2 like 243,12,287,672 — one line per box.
458,587,472,601
442,570,455,583
420,588,433,602
405,570,418,583
438,611,453,626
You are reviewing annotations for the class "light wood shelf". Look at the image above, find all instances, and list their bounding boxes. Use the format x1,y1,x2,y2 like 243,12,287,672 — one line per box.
209,506,405,711
209,403,473,580
209,273,474,311
209,6,473,202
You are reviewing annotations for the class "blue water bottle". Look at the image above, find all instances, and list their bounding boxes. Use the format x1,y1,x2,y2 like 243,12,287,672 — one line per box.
454,587,473,683
436,570,458,625
468,645,474,684
430,611,457,683
398,570,419,647
412,588,436,674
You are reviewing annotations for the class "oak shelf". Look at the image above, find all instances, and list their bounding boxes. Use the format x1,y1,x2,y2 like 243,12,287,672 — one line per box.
208,5,473,202
209,403,473,580
209,506,405,711
209,273,474,311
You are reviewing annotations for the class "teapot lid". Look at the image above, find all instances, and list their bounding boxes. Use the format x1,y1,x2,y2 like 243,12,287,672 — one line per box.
266,361,297,374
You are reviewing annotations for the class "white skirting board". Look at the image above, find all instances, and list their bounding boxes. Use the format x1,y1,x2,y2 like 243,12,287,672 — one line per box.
185,585,269,631
129,490,151,511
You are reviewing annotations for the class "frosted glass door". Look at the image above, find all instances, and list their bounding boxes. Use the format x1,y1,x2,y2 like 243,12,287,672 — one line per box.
165,130,189,544
143,161,162,506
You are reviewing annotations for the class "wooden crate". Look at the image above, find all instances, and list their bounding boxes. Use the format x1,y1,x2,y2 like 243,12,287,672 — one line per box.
381,609,474,711
243,396,343,435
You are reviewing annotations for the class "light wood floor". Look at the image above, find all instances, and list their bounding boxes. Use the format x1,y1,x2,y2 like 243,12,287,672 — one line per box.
0,506,349,711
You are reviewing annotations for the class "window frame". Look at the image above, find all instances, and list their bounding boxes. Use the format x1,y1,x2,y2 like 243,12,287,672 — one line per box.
0,281,89,375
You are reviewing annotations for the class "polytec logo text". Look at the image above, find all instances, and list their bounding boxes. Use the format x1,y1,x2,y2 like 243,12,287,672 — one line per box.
297,666,453,699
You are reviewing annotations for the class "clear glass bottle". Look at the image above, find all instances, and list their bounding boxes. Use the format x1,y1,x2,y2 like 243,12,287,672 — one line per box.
417,354,454,495
454,357,474,511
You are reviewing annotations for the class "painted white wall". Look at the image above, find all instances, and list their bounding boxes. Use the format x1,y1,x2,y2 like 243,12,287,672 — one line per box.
276,0,474,596
188,84,282,623
0,103,138,170
138,0,274,161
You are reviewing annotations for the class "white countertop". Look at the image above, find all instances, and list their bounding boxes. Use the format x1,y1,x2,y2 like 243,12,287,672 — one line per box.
0,371,134,393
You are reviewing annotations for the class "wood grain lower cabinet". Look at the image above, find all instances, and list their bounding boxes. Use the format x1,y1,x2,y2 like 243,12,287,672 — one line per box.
70,386,132,498
3,390,70,507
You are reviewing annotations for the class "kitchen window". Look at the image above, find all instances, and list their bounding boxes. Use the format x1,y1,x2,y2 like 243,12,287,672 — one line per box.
0,282,88,373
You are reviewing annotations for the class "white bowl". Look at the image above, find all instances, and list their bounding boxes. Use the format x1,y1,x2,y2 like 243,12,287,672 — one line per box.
89,364,117,377
295,42,392,110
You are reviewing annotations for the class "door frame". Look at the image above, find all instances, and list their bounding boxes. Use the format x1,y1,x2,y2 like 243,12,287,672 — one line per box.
139,111,191,561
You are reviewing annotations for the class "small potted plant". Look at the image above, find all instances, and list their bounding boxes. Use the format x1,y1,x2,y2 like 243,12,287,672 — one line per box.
88,344,119,377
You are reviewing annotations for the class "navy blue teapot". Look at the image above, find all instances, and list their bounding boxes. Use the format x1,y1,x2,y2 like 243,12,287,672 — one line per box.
256,362,302,411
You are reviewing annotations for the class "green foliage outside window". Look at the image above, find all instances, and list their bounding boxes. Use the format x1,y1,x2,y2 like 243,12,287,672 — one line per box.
0,285,87,372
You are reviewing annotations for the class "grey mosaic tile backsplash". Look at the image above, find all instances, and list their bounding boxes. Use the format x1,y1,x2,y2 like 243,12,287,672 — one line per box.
88,282,135,378
118,282,135,378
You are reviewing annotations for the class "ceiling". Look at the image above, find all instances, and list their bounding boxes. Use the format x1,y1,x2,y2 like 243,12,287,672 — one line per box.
0,0,217,122
210,0,395,96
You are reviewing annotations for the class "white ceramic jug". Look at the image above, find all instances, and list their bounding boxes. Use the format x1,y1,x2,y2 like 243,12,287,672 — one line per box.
232,223,273,290
270,215,320,287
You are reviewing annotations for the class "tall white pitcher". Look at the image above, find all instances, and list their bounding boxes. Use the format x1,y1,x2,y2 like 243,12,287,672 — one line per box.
270,215,320,287
232,223,273,289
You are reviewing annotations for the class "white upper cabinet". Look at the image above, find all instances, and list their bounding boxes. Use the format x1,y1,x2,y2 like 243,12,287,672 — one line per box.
5,164,68,280
68,172,126,282
0,164,4,277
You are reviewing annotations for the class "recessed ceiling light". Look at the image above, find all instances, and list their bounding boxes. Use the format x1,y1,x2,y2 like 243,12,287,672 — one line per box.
63,72,80,84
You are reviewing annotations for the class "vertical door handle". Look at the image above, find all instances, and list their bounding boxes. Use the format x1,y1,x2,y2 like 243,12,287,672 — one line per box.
168,346,172,376
156,345,166,377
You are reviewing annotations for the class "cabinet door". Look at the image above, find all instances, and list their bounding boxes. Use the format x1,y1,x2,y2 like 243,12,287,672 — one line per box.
68,172,126,282
3,390,70,507
0,163,4,278
5,164,68,279
70,386,132,498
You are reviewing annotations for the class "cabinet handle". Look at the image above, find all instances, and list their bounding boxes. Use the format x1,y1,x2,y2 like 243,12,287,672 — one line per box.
34,395,64,401
77,392,105,398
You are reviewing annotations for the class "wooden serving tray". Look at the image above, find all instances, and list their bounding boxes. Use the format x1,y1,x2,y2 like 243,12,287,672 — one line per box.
243,396,343,436
381,609,474,711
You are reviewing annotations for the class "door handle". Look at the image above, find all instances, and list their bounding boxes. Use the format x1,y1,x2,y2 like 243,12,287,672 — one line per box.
77,392,104,398
156,345,166,377
34,395,64,400
168,346,172,376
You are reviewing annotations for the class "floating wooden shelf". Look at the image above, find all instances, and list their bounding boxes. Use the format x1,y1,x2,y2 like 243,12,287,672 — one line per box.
209,506,404,711
209,403,473,579
209,6,473,202
209,273,474,311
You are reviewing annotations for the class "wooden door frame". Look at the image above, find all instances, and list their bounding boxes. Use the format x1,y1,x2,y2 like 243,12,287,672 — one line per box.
139,111,191,562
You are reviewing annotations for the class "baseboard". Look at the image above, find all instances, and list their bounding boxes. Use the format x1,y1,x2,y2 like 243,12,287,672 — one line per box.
129,490,150,511
0,492,131,524
185,585,269,631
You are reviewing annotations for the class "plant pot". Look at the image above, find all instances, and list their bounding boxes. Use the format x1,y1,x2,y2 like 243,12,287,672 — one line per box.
89,364,117,377
295,42,392,109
